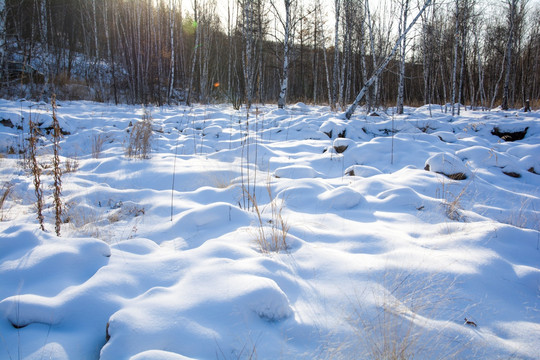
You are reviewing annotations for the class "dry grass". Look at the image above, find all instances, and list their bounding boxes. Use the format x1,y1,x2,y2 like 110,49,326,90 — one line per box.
125,109,153,159
92,133,106,158
63,202,105,238
502,197,539,232
325,271,475,360
245,180,289,253
0,181,14,221
64,156,80,173
436,175,472,222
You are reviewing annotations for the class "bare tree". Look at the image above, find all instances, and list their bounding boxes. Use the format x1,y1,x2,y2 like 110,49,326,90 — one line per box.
365,0,380,110
272,0,296,108
501,0,520,110
167,0,177,103
450,0,460,115
0,0,5,69
186,0,201,105
396,0,410,114
241,0,256,108
331,0,341,110
345,0,433,119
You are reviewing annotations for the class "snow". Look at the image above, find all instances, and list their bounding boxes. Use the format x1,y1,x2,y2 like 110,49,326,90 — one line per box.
0,100,539,359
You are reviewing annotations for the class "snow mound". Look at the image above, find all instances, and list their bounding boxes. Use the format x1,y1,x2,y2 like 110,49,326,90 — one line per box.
38,113,75,135
456,146,514,168
0,225,110,298
424,152,472,180
289,102,311,112
518,155,540,174
318,186,365,209
375,187,426,211
176,202,248,229
274,164,321,179
130,350,197,360
320,118,347,138
202,124,222,137
345,165,383,177
432,130,458,143
102,274,292,359
331,137,355,153
241,277,293,321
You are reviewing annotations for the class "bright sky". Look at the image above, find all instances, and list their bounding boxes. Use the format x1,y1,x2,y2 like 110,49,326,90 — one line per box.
190,0,540,44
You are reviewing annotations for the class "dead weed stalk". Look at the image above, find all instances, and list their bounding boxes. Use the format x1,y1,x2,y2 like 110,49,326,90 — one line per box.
244,179,289,253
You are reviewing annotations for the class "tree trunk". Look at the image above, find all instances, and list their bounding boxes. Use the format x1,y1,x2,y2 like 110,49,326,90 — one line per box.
501,0,517,110
365,0,379,110
345,0,433,119
396,0,409,115
332,0,340,110
0,0,5,69
457,21,467,115
186,1,200,106
278,0,292,109
168,0,176,103
92,0,104,100
242,0,255,109
451,0,459,116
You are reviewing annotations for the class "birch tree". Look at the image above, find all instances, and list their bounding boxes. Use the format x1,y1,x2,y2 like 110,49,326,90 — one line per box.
501,0,519,110
186,0,200,106
167,0,176,103
450,0,460,116
92,0,104,100
0,0,5,69
273,0,296,108
241,0,256,108
396,0,410,114
332,0,341,110
345,0,433,119
365,0,380,110
310,0,324,103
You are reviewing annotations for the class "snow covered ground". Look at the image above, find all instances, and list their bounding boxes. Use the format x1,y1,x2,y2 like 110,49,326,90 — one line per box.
0,99,538,360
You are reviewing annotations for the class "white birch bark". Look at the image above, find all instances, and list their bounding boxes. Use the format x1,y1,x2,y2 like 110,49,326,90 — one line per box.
332,0,341,110
501,0,518,110
345,0,433,119
457,17,467,115
242,0,255,108
0,0,5,66
92,0,104,100
396,0,409,115
257,1,264,104
475,25,486,109
312,1,321,103
103,0,118,103
168,0,176,103
277,0,292,109
186,0,200,106
365,0,379,110
451,0,459,116
359,2,370,111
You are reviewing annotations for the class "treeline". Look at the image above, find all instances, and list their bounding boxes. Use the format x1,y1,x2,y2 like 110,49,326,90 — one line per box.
0,0,539,111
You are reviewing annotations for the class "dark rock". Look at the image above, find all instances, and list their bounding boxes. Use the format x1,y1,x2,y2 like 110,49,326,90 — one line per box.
424,164,467,180
491,127,528,141
0,119,14,128
503,171,521,178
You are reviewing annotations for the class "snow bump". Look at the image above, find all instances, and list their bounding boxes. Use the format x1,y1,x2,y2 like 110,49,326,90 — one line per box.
424,152,471,180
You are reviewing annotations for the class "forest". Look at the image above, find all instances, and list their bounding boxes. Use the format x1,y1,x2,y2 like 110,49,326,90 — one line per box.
0,0,539,112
